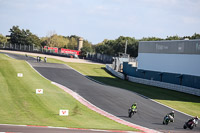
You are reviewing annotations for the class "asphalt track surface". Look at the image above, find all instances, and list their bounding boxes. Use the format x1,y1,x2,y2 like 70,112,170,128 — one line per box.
1,53,200,133
0,125,129,133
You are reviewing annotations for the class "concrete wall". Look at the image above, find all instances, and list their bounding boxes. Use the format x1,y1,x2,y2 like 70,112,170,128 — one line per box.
123,62,200,89
107,63,200,96
127,75,200,96
138,53,200,77
106,64,125,80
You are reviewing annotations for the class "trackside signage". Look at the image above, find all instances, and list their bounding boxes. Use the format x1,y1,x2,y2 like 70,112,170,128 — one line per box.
59,110,69,116
36,89,43,94
17,73,23,77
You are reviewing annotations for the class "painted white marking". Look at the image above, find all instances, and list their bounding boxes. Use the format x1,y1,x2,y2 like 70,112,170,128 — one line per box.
36,89,43,94
17,73,23,77
59,110,69,116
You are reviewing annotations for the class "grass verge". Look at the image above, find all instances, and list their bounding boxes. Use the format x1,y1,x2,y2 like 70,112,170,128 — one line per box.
0,54,138,131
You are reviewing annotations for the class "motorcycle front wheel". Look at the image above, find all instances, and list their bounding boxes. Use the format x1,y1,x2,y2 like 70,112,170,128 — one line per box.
183,124,187,129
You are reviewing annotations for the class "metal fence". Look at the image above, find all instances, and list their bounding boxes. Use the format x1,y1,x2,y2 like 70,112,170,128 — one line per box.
0,43,78,58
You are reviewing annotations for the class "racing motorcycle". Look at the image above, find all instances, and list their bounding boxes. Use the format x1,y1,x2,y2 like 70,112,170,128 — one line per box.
163,115,173,125
183,119,198,130
128,108,137,118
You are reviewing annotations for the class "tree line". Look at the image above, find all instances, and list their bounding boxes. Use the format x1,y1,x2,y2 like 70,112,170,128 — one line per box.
94,34,200,57
0,25,200,57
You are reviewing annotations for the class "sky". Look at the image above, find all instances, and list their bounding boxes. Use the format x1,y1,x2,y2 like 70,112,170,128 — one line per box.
0,0,200,44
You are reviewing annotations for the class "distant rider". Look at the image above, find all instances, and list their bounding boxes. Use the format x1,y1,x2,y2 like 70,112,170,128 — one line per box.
166,111,175,122
188,116,199,126
130,103,137,112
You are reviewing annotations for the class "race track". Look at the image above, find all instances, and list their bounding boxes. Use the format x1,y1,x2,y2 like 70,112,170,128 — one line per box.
0,124,129,133
1,53,200,133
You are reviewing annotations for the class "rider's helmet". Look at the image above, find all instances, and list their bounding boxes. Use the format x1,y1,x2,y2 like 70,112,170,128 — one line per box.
194,116,198,119
171,111,175,114
134,103,137,106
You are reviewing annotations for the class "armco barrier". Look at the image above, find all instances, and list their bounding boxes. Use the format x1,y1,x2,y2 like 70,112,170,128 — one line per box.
127,76,200,96
106,64,125,80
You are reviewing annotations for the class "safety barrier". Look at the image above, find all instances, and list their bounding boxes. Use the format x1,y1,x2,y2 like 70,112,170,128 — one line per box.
106,64,125,80
127,76,200,96
108,62,200,96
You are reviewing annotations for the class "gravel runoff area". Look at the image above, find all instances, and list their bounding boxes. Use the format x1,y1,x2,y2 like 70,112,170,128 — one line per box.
0,50,103,65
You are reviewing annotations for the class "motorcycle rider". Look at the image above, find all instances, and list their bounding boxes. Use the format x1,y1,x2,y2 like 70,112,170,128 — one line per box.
188,116,199,126
130,103,137,112
166,111,175,122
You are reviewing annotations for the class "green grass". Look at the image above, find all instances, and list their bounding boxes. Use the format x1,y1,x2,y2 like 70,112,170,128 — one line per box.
0,54,138,131
65,62,200,117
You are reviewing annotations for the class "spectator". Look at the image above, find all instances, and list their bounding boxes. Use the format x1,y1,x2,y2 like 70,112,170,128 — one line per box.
39,56,41,62
44,57,47,63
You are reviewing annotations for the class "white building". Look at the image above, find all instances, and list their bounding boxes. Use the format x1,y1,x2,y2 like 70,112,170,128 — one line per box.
137,39,200,77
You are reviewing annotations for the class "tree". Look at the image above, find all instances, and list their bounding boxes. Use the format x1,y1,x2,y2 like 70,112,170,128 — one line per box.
166,35,181,40
191,33,200,39
9,26,41,46
95,43,106,54
68,37,77,49
25,29,41,46
0,34,7,44
140,37,163,41
94,36,138,57
9,26,22,45
40,37,48,47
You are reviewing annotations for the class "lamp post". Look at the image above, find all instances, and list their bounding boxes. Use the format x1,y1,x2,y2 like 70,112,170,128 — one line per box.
125,40,127,54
